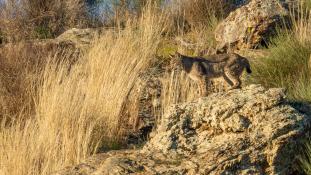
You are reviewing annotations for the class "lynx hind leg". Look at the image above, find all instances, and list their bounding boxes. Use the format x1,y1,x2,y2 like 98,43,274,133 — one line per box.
224,68,241,90
198,77,208,96
188,62,208,96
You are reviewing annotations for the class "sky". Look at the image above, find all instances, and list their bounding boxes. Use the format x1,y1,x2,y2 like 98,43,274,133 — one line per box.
0,0,247,21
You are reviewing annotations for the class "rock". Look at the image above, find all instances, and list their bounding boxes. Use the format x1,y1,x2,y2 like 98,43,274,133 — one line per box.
56,28,102,49
235,49,270,60
121,64,164,146
215,0,289,51
54,85,310,175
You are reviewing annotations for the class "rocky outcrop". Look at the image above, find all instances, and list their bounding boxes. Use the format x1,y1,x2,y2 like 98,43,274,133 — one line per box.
54,85,310,175
121,65,164,146
56,28,102,49
215,0,288,51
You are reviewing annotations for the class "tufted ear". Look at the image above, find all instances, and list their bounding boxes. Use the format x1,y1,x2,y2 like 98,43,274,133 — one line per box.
169,51,182,58
175,51,183,56
216,43,236,54
169,53,175,59
199,47,219,57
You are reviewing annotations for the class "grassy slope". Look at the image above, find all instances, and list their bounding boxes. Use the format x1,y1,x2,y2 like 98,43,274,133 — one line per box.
0,4,166,175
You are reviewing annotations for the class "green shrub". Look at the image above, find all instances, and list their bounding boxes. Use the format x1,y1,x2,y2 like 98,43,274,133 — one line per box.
298,141,311,174
249,33,311,102
34,26,53,39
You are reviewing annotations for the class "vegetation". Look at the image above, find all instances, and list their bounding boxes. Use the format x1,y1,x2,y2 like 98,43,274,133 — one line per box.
247,2,311,173
0,2,166,174
248,1,311,103
300,140,311,175
0,0,91,41
1,0,311,174
249,34,311,102
172,0,235,27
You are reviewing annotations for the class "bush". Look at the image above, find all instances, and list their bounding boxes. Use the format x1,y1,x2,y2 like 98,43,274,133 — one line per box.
171,0,236,27
249,33,311,102
250,1,311,103
0,0,91,41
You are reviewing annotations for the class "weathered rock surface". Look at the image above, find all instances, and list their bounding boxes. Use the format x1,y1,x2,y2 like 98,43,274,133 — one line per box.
215,0,288,51
121,65,164,146
54,85,310,175
56,28,102,49
0,27,100,51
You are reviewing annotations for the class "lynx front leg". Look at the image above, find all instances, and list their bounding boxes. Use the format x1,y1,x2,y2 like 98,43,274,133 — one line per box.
198,77,208,96
224,69,241,90
189,62,208,96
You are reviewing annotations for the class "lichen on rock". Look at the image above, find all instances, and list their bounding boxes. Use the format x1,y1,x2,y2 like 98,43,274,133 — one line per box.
215,0,289,51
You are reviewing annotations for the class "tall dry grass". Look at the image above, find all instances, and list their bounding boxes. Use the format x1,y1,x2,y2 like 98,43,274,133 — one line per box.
170,0,235,27
159,67,228,122
159,71,200,117
291,1,311,44
0,2,167,175
0,42,70,120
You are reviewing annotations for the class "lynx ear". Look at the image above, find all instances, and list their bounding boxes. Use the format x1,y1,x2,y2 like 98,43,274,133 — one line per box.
169,51,181,58
169,53,175,59
175,51,182,56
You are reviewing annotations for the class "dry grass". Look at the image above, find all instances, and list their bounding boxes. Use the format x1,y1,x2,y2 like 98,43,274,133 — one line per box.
0,42,67,120
158,70,200,119
291,1,311,44
159,68,228,121
0,3,166,175
170,0,235,27
2,1,311,174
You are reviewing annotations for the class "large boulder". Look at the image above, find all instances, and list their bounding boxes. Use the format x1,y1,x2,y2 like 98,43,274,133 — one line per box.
54,85,310,175
215,0,288,51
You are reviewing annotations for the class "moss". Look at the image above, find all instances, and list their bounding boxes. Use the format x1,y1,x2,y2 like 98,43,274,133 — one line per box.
34,25,53,39
157,39,178,58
